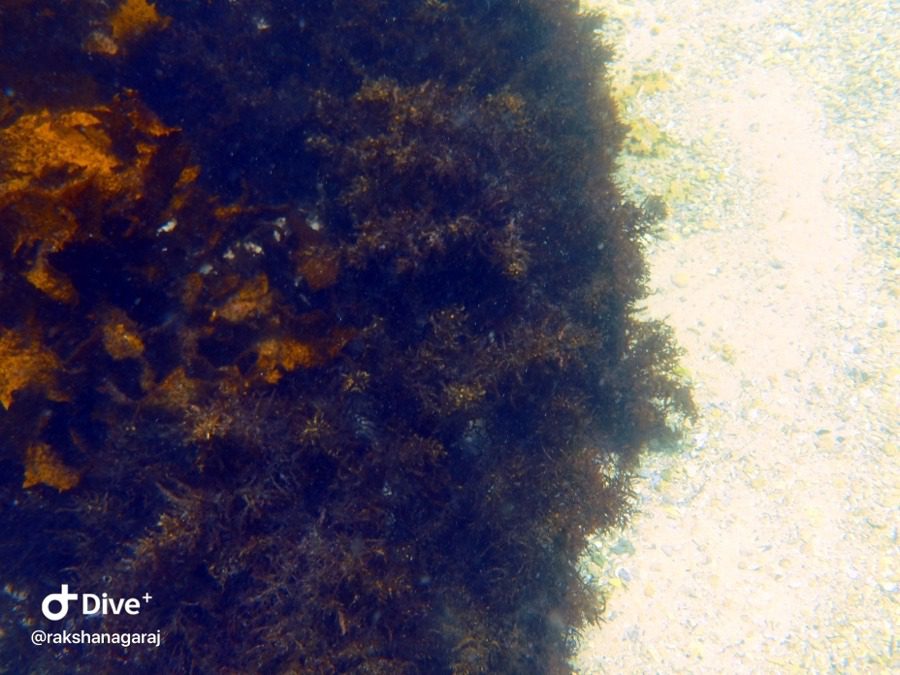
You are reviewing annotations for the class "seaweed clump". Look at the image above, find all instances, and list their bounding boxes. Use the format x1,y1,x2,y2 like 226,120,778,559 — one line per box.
0,1,693,673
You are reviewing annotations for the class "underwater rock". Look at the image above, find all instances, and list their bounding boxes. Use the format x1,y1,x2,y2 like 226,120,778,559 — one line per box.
0,1,692,672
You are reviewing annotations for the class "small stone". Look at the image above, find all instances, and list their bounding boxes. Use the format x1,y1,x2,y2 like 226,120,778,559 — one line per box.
688,639,705,659
671,272,690,288
610,538,636,555
816,433,835,452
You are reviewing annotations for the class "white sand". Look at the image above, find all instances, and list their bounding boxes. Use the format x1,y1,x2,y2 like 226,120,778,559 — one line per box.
575,1,898,671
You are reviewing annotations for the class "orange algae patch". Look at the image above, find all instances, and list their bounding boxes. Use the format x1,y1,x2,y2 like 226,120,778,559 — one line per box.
0,109,123,197
101,311,145,360
111,0,170,42
0,95,179,253
147,367,202,410
254,325,355,383
0,329,65,410
255,337,319,384
297,247,341,291
22,443,80,492
175,165,201,188
24,254,78,304
86,0,171,54
213,274,273,323
213,203,247,221
3,194,80,258
167,164,202,211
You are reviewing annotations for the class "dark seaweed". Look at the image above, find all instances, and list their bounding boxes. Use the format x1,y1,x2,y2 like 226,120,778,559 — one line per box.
0,1,693,673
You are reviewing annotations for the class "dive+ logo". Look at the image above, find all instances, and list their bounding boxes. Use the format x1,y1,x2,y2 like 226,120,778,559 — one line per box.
41,585,152,621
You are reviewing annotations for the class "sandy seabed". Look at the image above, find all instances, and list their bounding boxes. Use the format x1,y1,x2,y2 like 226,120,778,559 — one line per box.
575,0,898,672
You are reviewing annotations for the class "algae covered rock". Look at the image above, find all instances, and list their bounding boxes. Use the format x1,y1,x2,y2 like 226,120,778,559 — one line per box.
0,1,692,672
